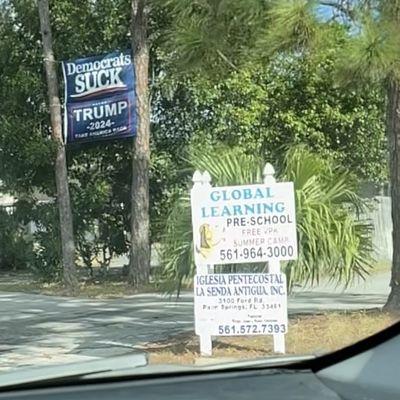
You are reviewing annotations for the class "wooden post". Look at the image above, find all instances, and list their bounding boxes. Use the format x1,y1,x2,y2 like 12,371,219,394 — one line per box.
200,334,212,356
269,259,285,354
263,163,286,354
192,170,213,356
38,0,78,294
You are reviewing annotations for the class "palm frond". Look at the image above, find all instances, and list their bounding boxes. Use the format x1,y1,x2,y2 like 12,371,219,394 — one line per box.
190,146,263,185
283,146,374,288
158,145,374,295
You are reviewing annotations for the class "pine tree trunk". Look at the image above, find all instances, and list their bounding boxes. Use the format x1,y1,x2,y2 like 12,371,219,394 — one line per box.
38,0,78,294
384,79,400,311
129,0,150,285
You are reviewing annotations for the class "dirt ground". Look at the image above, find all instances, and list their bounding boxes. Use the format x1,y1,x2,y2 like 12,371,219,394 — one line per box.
147,310,399,365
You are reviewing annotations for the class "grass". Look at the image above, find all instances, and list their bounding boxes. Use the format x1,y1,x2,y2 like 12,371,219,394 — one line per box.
146,310,398,365
0,272,161,298
0,258,391,299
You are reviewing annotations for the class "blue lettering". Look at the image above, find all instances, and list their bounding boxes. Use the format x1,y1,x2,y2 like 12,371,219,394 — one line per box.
211,207,219,217
244,204,255,214
221,206,231,217
221,190,229,201
231,189,241,200
263,203,274,213
243,188,252,199
254,188,264,199
210,191,220,201
233,205,243,215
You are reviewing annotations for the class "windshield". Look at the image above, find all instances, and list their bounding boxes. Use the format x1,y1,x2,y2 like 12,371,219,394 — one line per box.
0,0,399,378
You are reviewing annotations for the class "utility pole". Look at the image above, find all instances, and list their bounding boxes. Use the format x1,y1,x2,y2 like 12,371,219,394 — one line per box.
129,0,151,285
38,0,78,294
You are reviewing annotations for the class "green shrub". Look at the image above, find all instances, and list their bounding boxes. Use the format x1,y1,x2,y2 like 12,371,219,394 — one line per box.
158,145,374,294
0,207,34,271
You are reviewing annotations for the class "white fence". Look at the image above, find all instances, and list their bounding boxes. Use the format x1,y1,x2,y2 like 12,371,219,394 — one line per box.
365,196,392,262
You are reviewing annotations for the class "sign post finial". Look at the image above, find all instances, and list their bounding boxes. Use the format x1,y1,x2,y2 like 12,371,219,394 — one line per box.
263,163,276,184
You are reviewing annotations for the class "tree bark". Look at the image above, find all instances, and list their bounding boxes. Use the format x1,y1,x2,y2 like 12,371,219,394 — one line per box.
38,0,78,293
129,0,150,285
384,79,400,310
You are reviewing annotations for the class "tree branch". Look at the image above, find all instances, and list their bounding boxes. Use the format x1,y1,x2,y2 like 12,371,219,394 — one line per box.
216,49,238,71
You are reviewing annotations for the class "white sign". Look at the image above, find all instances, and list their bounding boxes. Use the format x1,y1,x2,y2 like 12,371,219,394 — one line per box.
191,182,297,266
194,273,288,336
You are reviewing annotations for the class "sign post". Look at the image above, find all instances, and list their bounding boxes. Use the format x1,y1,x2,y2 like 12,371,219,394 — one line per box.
263,163,285,354
191,163,297,356
191,171,213,356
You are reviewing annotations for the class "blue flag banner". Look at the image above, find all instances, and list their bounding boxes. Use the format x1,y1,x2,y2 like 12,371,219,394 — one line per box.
62,50,136,143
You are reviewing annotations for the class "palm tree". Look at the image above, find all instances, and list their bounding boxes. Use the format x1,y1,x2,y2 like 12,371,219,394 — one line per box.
158,145,373,296
327,1,400,309
165,0,400,309
254,0,400,310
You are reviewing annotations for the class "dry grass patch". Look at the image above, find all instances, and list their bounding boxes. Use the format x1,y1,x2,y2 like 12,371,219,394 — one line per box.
0,273,159,298
147,310,399,365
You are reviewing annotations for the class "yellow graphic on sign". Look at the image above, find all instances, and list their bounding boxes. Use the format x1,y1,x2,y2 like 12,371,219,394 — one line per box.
196,223,223,260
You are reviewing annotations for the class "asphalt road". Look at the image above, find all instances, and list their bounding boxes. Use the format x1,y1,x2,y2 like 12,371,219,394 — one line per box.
0,272,392,372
